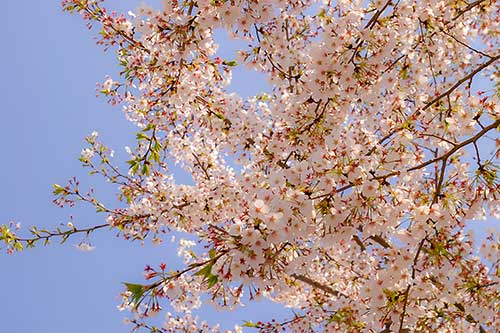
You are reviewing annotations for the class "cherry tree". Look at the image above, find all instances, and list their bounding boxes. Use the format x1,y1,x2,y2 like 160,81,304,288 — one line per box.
2,0,500,332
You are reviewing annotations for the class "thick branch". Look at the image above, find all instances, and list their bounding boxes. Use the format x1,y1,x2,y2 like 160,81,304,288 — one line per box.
423,54,500,111
375,53,500,151
332,119,500,195
291,273,345,297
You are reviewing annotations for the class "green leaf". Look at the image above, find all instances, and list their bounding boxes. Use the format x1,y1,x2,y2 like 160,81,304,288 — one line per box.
193,262,219,288
209,248,217,259
124,283,145,305
60,233,70,245
328,310,347,323
143,124,155,131
0,225,11,242
194,263,213,278
223,60,238,67
151,142,162,163
52,184,66,195
14,241,24,252
206,274,218,288
242,321,259,328
141,163,150,176
127,159,140,175
136,132,149,141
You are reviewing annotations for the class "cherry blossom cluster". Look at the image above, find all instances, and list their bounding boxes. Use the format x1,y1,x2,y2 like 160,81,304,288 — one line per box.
3,0,500,332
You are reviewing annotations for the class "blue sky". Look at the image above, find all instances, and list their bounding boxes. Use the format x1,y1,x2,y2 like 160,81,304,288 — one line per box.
0,1,278,332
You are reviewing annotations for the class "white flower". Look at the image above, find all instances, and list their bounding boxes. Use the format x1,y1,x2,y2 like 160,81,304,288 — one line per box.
362,180,378,197
75,241,95,252
81,148,94,160
102,78,115,91
152,237,163,246
253,199,270,215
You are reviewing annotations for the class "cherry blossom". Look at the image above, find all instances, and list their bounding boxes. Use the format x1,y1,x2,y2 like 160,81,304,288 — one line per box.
2,0,500,332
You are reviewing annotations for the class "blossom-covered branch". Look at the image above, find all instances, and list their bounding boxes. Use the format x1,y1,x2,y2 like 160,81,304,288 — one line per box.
4,0,500,332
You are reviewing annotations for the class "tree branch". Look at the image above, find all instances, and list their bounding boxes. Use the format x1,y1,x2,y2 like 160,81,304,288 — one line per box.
291,273,345,297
